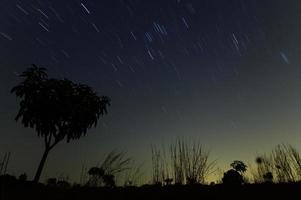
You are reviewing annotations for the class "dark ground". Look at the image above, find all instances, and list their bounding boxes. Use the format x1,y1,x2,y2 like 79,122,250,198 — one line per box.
1,180,300,200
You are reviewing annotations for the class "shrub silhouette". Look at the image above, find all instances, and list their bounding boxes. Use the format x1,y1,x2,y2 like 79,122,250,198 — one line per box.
11,65,110,183
222,169,244,185
222,160,247,185
18,173,27,182
230,160,247,174
88,167,105,186
87,151,131,187
88,166,116,187
263,172,273,183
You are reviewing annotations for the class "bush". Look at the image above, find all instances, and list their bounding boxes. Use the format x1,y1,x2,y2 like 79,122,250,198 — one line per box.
222,169,244,185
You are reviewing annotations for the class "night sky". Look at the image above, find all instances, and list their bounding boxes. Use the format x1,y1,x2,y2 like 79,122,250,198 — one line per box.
1,0,301,183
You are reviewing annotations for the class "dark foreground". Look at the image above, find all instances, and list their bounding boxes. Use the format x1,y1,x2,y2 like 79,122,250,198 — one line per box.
1,181,300,200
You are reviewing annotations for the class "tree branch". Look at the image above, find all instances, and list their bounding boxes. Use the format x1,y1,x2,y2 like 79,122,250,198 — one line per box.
44,134,53,149
44,135,48,148
49,136,62,150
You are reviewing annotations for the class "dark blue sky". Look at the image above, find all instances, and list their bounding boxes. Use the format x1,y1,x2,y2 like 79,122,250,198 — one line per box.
1,0,301,182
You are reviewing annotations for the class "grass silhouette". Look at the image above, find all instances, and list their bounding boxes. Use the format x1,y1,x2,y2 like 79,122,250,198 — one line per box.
2,144,301,200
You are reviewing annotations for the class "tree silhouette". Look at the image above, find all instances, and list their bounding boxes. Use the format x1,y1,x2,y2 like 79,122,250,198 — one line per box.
11,65,110,183
230,160,247,174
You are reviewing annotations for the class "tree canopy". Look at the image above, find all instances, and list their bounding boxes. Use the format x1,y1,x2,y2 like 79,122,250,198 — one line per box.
12,65,110,144
11,64,110,182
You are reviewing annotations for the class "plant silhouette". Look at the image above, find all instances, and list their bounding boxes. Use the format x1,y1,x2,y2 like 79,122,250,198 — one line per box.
87,151,131,187
230,160,247,174
222,169,244,185
222,160,247,185
263,172,273,183
11,65,110,183
18,173,27,182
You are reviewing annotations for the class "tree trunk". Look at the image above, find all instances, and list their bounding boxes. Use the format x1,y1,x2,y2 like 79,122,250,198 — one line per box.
33,148,50,183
